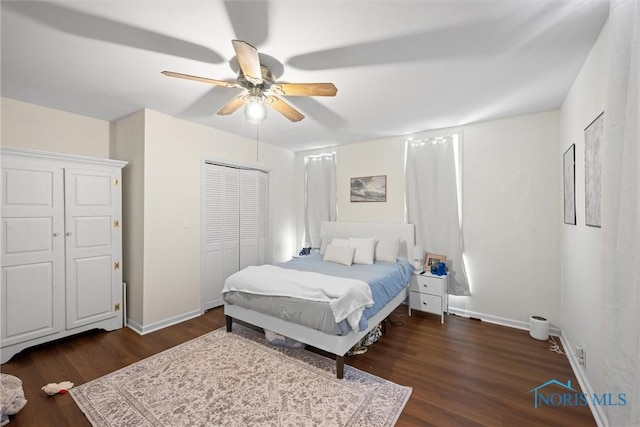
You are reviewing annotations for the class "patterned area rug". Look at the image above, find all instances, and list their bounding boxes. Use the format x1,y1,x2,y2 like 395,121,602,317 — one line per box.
70,325,411,426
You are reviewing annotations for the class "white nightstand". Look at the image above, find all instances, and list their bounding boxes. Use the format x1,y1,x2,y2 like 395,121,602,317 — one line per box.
409,272,448,323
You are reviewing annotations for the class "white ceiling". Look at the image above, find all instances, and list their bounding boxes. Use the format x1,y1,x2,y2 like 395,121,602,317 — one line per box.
1,1,609,152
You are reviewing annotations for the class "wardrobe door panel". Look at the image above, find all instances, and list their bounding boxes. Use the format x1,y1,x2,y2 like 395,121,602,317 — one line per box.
74,255,113,319
1,163,65,347
64,169,120,329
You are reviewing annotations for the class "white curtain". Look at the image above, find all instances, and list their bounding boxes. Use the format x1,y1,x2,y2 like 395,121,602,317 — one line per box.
603,2,640,426
304,154,336,248
406,136,470,295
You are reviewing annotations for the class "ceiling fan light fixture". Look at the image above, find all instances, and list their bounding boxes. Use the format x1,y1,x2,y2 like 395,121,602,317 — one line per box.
244,96,268,123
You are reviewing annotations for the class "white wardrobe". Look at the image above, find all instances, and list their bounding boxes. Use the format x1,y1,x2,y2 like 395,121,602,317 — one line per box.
202,162,268,310
1,148,126,363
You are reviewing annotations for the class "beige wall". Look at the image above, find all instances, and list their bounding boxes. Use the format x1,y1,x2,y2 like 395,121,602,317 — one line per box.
1,97,110,157
111,111,146,327
133,110,296,328
294,137,407,247
2,98,297,332
296,110,562,329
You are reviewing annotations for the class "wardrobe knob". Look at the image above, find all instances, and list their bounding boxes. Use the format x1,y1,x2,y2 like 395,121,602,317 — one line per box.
66,232,72,236
53,232,60,237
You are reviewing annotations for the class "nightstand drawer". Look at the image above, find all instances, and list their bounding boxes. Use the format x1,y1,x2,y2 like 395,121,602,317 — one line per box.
410,275,444,295
409,291,442,315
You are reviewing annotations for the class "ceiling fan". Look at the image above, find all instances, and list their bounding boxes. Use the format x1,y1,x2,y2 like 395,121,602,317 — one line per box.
162,40,337,123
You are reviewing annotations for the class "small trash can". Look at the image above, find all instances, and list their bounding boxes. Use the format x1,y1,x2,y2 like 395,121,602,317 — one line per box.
529,315,549,341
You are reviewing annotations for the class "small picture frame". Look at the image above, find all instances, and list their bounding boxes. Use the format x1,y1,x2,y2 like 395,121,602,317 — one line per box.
425,253,447,271
563,144,576,225
584,112,604,228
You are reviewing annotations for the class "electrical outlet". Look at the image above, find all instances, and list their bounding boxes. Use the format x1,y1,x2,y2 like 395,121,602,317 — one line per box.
576,345,586,368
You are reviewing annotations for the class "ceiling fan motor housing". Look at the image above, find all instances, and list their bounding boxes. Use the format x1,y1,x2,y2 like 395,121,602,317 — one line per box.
238,65,275,90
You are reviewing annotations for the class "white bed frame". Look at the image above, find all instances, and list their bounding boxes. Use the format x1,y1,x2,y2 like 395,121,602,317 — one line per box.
224,221,415,378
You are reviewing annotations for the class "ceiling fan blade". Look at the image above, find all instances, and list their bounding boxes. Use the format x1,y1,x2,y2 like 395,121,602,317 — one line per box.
161,71,239,88
232,40,263,85
275,83,338,97
270,97,305,122
217,94,247,115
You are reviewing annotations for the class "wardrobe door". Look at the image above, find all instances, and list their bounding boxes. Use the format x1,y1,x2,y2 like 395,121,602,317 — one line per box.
203,165,239,309
1,162,65,347
64,168,121,329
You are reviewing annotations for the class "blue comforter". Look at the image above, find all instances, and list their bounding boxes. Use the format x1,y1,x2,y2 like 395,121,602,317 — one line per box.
278,253,414,332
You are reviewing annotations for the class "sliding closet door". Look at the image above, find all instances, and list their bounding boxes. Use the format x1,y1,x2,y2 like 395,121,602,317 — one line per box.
239,169,269,269
239,169,258,269
257,171,268,265
203,164,239,310
202,163,268,310
222,170,240,285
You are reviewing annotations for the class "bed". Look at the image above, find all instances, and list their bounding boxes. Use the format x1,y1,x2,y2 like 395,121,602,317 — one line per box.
223,221,415,378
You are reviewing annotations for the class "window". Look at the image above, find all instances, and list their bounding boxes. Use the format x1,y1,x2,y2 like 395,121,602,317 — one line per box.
405,133,470,295
304,153,336,248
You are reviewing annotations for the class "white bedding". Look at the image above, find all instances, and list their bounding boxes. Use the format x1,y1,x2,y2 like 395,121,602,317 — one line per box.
223,264,374,331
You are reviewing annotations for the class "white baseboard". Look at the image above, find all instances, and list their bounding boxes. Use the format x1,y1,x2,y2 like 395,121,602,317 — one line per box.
559,332,608,427
125,309,203,336
446,307,561,336
446,306,606,426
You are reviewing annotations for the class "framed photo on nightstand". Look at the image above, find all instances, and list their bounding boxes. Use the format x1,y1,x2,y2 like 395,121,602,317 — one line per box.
425,253,446,271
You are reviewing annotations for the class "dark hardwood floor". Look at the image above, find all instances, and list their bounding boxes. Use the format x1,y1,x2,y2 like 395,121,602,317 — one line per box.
1,306,595,426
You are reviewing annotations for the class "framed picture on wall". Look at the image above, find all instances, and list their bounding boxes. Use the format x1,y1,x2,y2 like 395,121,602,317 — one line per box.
350,175,387,202
584,112,604,227
563,144,576,225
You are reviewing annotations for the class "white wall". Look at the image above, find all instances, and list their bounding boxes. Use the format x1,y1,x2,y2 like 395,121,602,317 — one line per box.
559,21,608,397
1,97,110,157
296,110,562,328
457,111,561,327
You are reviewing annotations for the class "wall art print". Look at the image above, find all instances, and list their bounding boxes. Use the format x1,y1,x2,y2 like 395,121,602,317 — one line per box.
584,112,604,227
563,144,576,225
350,175,386,202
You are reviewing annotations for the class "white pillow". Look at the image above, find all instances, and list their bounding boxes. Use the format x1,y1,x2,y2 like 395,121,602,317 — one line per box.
349,237,376,265
320,235,333,255
320,236,349,255
375,237,400,263
331,238,350,247
323,245,356,266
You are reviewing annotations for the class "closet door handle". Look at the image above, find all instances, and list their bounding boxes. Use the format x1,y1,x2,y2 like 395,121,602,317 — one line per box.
53,232,60,237
66,232,72,236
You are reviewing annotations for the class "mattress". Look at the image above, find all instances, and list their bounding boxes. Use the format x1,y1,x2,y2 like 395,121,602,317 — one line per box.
222,253,414,335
